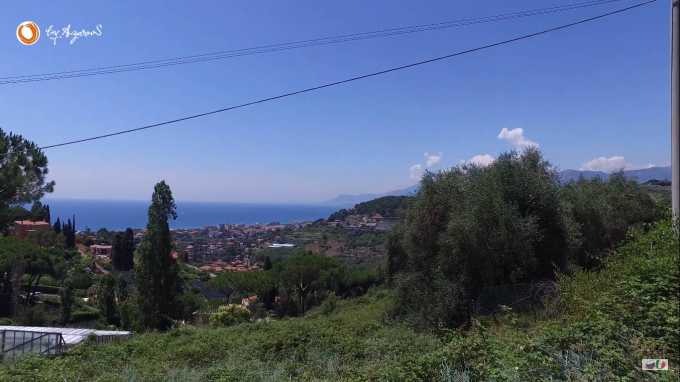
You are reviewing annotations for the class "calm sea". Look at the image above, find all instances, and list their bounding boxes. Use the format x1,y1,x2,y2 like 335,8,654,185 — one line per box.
44,199,338,230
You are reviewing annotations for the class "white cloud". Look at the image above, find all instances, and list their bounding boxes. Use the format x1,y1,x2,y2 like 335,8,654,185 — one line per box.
408,151,442,181
424,152,442,168
580,156,629,172
497,128,539,149
409,164,424,180
461,154,495,167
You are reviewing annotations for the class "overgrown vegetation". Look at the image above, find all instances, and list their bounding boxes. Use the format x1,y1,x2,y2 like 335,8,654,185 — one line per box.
388,149,663,328
209,251,383,317
0,218,676,380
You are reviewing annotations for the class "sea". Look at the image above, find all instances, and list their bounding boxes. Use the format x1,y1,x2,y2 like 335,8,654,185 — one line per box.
44,199,339,231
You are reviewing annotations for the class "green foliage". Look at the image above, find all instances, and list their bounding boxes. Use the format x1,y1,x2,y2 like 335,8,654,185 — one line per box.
61,217,77,249
71,305,101,323
329,196,413,221
209,304,251,327
275,252,343,314
263,255,272,270
29,201,51,223
0,128,55,232
209,270,274,304
96,274,119,325
112,228,135,271
320,292,338,315
136,181,180,330
176,290,206,322
69,268,94,290
1,218,677,381
354,195,412,217
26,229,65,249
59,283,73,324
52,217,61,234
560,173,662,268
392,149,574,328
0,236,35,315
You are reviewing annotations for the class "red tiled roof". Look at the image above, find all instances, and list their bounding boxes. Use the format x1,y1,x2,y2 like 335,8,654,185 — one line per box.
14,220,50,226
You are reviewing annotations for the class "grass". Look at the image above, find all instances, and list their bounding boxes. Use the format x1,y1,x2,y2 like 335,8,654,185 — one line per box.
1,219,677,381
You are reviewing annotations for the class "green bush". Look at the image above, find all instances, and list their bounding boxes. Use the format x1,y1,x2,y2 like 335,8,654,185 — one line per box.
71,305,101,323
209,304,250,327
391,149,574,328
561,173,662,268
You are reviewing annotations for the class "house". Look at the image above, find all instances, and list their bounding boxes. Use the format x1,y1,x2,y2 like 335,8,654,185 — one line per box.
90,244,113,257
12,220,51,239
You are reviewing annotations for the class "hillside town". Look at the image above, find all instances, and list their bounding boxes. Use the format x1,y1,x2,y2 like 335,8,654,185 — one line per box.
7,203,401,280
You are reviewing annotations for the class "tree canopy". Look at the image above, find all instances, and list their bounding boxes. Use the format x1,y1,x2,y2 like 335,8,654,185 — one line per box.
0,128,55,232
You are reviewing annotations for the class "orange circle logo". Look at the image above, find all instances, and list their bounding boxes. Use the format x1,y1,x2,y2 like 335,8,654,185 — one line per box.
16,21,40,45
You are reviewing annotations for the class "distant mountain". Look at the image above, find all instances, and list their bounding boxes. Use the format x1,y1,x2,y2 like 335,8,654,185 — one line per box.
324,185,418,207
558,166,671,184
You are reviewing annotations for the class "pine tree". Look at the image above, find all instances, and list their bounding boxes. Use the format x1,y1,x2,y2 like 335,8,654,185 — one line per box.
136,181,179,330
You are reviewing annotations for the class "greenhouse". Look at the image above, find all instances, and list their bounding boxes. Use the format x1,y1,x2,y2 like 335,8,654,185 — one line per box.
0,326,131,360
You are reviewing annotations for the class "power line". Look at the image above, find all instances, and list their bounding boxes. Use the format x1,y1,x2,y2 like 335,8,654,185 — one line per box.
4,0,629,85
39,0,655,150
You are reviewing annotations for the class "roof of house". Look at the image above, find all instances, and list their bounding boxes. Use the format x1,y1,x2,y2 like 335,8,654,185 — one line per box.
14,220,50,226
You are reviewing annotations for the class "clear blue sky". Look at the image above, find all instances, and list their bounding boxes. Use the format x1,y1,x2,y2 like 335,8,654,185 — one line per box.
0,0,670,203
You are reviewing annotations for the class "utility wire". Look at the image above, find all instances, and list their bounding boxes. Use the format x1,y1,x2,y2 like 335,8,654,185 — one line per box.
4,0,629,85
39,0,655,150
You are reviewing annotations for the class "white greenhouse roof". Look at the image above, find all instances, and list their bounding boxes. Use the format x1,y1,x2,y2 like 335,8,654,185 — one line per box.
0,326,131,346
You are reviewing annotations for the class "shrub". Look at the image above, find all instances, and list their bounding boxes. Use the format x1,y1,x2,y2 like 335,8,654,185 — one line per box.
560,173,662,268
209,304,250,327
392,149,574,328
320,293,338,315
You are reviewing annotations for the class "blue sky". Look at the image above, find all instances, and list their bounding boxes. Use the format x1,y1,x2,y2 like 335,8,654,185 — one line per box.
0,0,670,203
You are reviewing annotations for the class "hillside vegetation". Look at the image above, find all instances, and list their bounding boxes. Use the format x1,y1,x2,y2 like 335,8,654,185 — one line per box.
1,217,677,381
328,196,412,221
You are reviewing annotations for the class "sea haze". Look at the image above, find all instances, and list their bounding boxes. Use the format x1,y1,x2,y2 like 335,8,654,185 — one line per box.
44,199,337,231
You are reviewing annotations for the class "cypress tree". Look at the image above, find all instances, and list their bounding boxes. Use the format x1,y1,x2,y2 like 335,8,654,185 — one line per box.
112,228,135,271
63,218,76,249
112,232,123,271
136,181,179,330
96,274,118,325
123,228,135,270
53,217,61,234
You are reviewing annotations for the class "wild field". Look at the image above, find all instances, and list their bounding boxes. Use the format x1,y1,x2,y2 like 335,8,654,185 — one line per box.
1,218,677,381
